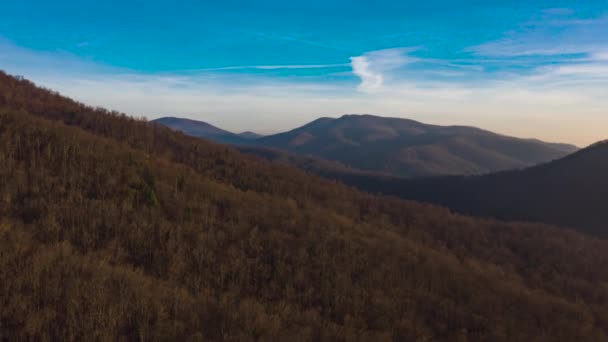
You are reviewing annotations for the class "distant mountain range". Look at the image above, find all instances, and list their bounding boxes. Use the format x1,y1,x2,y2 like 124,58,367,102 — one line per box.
154,114,578,177
153,117,253,144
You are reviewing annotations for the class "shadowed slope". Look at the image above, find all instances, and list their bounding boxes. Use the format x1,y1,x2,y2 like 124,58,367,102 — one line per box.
324,140,608,237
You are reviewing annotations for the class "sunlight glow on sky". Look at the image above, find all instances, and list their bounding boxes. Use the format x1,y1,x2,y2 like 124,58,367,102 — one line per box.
1,1,607,145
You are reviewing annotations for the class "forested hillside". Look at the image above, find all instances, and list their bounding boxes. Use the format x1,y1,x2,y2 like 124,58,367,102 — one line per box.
1,71,608,341
325,142,608,238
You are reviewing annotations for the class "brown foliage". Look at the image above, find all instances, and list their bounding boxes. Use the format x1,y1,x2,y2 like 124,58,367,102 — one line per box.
0,71,608,341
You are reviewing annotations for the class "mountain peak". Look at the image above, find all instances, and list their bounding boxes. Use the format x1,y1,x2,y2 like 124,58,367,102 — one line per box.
237,131,264,139
257,115,578,177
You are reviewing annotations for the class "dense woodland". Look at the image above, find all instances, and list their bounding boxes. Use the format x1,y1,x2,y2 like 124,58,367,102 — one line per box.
1,71,608,341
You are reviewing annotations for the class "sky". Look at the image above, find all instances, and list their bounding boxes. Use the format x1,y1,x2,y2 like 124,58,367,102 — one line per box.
1,1,607,146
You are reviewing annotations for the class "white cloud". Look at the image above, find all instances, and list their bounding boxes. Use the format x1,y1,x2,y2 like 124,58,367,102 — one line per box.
350,47,418,92
350,55,383,92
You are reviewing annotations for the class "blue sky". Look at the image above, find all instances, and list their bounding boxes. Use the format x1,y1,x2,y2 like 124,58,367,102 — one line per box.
1,1,607,145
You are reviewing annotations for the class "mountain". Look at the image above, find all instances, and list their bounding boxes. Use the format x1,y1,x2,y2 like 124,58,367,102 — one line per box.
153,117,380,175
237,131,264,139
257,114,578,177
153,116,249,144
332,140,608,237
2,70,608,340
239,139,608,238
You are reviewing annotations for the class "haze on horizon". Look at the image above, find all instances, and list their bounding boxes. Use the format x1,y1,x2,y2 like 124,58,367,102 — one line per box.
1,1,607,146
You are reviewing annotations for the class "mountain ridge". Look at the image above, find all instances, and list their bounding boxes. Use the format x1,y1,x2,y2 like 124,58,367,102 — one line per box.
237,131,264,139
156,114,578,177
256,114,578,178
153,116,250,145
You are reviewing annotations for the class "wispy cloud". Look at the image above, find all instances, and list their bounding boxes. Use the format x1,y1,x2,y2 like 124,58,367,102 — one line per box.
194,64,350,72
468,13,608,57
457,10,608,93
542,8,575,16
544,63,608,78
350,47,418,92
0,37,120,75
591,51,608,61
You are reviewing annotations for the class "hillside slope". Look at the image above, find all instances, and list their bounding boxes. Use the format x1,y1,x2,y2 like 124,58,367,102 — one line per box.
1,71,607,340
334,141,608,237
257,114,577,177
